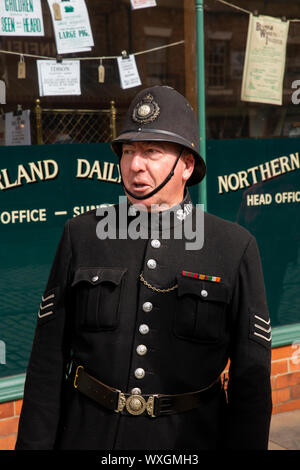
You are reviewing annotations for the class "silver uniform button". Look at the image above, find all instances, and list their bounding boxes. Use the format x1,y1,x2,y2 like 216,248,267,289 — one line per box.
136,344,147,356
131,387,141,395
142,301,153,312
134,368,145,379
147,259,157,269
201,289,208,298
139,324,149,335
92,275,99,282
151,239,161,249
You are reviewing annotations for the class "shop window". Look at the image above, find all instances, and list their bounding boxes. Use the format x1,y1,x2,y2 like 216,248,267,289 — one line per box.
207,39,229,88
144,26,172,87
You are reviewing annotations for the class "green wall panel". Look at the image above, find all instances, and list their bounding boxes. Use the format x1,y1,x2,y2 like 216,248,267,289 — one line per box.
206,138,300,330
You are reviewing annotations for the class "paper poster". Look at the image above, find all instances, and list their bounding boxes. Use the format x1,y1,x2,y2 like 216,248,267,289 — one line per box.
5,110,31,146
37,60,81,96
47,0,94,54
130,0,157,9
117,54,141,89
241,14,290,105
0,0,44,36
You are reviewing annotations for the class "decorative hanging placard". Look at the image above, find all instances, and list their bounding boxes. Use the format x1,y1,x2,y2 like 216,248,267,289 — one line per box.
241,14,290,105
47,0,94,54
98,60,105,83
0,0,44,36
52,2,62,21
18,55,26,79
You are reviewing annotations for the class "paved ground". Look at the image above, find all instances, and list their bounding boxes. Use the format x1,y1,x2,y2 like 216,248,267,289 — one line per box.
268,409,300,450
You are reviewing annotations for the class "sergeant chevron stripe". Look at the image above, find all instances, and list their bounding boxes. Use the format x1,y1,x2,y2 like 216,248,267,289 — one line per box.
38,290,56,319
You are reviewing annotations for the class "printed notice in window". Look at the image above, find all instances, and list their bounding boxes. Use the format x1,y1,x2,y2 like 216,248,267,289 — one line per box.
37,60,81,96
241,14,289,105
47,0,94,54
117,55,141,90
130,0,157,10
0,0,44,36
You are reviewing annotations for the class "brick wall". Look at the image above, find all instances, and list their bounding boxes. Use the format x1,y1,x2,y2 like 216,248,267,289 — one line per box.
1,344,299,450
271,344,300,413
0,399,22,450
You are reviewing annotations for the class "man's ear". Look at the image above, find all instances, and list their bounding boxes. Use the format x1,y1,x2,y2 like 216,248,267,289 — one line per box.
182,152,195,182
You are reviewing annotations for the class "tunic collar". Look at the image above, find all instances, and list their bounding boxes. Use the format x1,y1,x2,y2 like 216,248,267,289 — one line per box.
127,189,194,233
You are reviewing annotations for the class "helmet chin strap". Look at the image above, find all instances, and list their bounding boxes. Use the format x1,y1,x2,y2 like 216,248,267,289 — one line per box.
120,147,184,201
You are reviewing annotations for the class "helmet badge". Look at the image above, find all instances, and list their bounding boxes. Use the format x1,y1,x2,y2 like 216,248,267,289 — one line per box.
132,93,160,124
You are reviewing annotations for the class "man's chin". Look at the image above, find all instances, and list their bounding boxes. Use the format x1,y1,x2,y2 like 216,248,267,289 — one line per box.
125,191,156,211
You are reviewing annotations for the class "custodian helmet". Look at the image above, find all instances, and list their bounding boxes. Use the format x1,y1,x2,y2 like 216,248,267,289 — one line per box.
111,86,206,187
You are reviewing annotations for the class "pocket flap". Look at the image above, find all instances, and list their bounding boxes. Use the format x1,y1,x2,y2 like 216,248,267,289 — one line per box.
176,275,230,303
71,267,127,287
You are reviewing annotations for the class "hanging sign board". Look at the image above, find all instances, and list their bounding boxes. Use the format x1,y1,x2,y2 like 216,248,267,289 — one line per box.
241,14,289,105
37,60,81,96
0,0,44,36
117,54,141,89
47,0,94,54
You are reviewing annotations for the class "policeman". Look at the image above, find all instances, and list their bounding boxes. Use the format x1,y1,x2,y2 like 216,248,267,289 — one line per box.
16,86,272,450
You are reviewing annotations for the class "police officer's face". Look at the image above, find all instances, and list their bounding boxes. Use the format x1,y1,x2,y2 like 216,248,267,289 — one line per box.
121,141,194,209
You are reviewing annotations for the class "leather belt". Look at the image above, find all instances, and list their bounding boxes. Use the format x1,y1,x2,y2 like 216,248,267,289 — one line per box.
70,364,222,418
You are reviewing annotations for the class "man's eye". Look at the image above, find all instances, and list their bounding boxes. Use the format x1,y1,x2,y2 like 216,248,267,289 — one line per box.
146,148,160,155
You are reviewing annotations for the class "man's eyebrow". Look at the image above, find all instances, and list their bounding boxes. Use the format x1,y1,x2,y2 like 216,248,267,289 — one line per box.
144,141,166,149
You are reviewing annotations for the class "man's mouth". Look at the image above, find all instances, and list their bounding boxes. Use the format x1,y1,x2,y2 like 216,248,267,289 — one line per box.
132,183,151,192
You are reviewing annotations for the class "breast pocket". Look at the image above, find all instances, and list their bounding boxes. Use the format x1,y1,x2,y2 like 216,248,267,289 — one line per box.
173,275,230,343
71,267,127,331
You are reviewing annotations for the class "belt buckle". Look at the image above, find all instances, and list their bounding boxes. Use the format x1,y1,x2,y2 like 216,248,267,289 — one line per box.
115,392,158,417
146,394,158,418
73,365,84,389
126,395,147,415
115,391,126,413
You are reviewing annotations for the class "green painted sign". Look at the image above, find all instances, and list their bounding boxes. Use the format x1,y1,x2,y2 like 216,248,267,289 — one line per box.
206,138,300,330
0,143,123,379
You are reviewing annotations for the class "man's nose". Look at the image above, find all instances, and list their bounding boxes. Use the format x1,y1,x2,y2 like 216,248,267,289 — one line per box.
130,152,146,172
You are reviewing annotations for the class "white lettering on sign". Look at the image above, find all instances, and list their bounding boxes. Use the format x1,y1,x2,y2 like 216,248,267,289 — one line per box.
218,153,299,194
0,159,58,191
76,159,121,183
246,191,300,206
0,208,47,224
